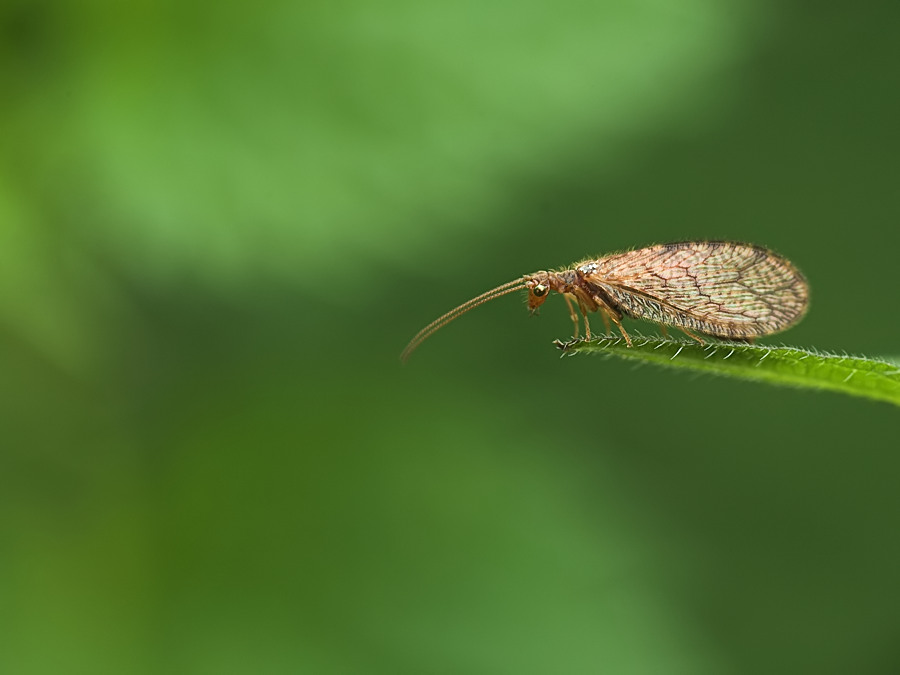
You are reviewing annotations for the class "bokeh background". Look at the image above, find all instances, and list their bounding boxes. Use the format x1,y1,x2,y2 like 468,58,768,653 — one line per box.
2,0,899,672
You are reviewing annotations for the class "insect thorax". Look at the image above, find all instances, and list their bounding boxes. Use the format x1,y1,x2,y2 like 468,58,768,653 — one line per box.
548,269,578,291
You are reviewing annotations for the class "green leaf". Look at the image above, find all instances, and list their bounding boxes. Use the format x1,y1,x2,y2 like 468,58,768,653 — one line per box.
555,335,900,407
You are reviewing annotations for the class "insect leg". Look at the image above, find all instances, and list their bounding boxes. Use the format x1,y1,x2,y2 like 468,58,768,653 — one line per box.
585,290,627,345
679,327,705,345
600,311,612,334
583,312,592,338
562,294,580,338
573,299,593,339
658,324,669,339
608,313,633,347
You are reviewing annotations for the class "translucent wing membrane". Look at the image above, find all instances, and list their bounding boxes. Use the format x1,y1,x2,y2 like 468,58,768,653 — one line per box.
580,242,808,338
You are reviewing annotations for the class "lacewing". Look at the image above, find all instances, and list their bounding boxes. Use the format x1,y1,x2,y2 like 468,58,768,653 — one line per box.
401,241,809,362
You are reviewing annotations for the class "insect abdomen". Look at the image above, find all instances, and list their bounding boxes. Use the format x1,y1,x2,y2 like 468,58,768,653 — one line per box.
597,279,805,338
598,285,761,338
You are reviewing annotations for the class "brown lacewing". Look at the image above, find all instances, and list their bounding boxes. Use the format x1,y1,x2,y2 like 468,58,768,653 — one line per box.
401,241,809,362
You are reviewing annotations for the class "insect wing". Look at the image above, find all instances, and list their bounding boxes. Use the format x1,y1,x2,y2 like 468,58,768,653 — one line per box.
580,242,808,338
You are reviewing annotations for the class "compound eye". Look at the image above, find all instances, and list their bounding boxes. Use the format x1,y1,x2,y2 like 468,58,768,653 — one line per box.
532,283,549,297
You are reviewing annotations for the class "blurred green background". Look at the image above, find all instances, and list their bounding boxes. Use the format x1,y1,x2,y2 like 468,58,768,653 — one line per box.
2,0,899,672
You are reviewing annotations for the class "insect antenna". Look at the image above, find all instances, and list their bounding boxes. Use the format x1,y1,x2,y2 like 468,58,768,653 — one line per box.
401,279,526,363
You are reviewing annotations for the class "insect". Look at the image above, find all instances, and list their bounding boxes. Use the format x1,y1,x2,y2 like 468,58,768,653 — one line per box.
401,241,809,362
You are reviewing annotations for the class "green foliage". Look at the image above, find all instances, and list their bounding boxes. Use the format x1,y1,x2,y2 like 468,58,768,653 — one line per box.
557,335,900,406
